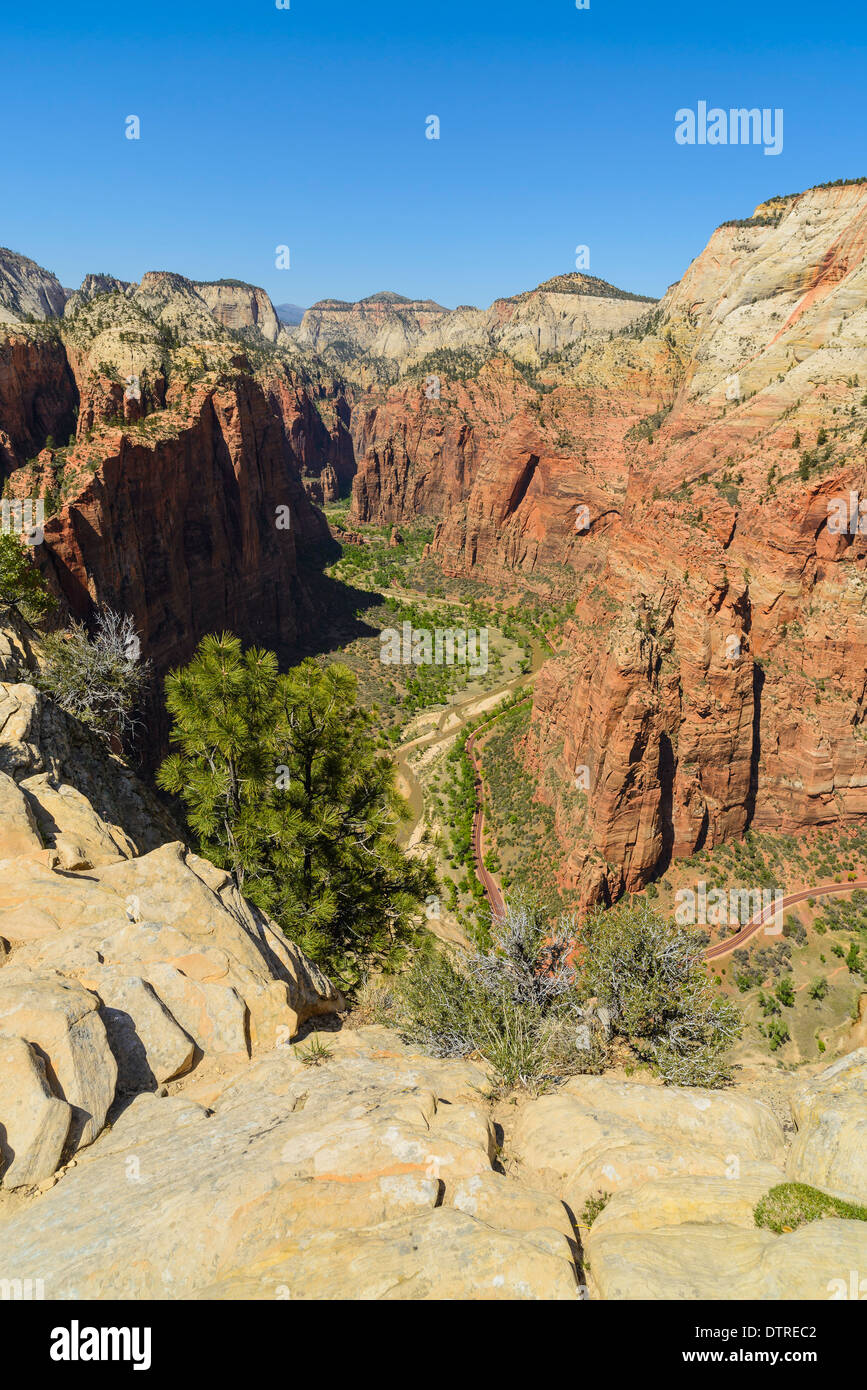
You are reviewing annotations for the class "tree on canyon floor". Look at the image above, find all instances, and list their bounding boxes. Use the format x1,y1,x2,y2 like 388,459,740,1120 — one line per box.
157,633,434,990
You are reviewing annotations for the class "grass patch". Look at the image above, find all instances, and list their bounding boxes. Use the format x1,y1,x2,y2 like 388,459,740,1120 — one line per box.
754,1182,867,1233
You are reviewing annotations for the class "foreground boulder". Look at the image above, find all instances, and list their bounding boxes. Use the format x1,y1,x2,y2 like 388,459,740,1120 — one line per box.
0,1029,579,1300
570,1058,867,1299
510,1073,787,1213
0,1033,72,1187
786,1049,867,1203
0,971,116,1154
0,681,342,1190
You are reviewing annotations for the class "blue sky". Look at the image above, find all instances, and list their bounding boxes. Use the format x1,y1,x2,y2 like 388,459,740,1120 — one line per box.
3,0,865,309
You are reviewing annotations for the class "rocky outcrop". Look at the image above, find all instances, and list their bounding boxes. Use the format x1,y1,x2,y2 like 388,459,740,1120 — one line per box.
0,681,178,857
194,281,280,343
2,1010,864,1298
573,1053,867,1299
0,680,341,1190
351,357,543,527
787,1048,867,1202
0,1027,578,1299
510,1073,787,1214
0,248,68,325
586,1213,867,1301
62,274,132,316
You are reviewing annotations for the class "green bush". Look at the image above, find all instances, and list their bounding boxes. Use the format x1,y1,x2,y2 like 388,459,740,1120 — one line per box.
755,1183,867,1233
0,532,55,624
578,900,742,1086
581,1191,612,1227
37,606,148,749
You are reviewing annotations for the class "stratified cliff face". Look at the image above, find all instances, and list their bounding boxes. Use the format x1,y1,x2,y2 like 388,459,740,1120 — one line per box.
195,281,281,343
298,275,654,374
350,358,540,527
295,291,452,360
37,374,330,675
0,247,69,324
351,182,867,903
518,183,867,902
261,366,355,503
0,331,78,471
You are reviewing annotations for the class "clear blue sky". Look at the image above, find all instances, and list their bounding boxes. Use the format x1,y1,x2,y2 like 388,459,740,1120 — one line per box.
4,0,865,309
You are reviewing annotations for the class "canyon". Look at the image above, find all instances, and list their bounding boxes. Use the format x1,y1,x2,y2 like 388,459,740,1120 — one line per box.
0,640,862,1301
0,180,866,1304
1,177,865,903
348,181,867,905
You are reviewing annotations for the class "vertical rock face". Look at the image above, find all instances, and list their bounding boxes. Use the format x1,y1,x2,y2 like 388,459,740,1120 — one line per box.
350,358,541,528
0,248,69,324
350,182,867,903
194,282,281,343
38,375,332,683
261,366,356,503
517,186,867,901
0,332,78,471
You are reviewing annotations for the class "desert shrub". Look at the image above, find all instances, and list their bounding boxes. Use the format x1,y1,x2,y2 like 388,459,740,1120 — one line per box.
37,606,149,748
581,1191,612,1227
755,1183,867,1233
578,899,742,1086
396,897,604,1091
398,895,742,1090
767,1018,790,1050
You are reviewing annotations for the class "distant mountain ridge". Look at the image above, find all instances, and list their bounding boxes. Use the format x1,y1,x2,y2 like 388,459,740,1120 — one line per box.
293,272,656,366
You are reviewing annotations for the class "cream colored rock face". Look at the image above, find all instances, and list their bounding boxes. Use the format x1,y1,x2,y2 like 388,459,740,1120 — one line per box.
511,1074,786,1211
0,1033,580,1301
786,1049,867,1202
0,677,341,1191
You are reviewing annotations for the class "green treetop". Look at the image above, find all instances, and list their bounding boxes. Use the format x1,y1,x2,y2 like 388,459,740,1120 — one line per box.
157,633,434,989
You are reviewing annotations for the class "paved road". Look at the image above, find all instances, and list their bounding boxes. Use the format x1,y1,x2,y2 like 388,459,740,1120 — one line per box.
465,727,506,918
464,697,533,919
704,880,867,960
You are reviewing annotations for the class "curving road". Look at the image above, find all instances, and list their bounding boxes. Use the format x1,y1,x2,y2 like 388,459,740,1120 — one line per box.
464,695,534,919
704,880,867,960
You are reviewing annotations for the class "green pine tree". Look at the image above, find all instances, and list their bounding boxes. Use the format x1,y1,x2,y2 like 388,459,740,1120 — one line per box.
157,634,434,989
0,532,55,624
